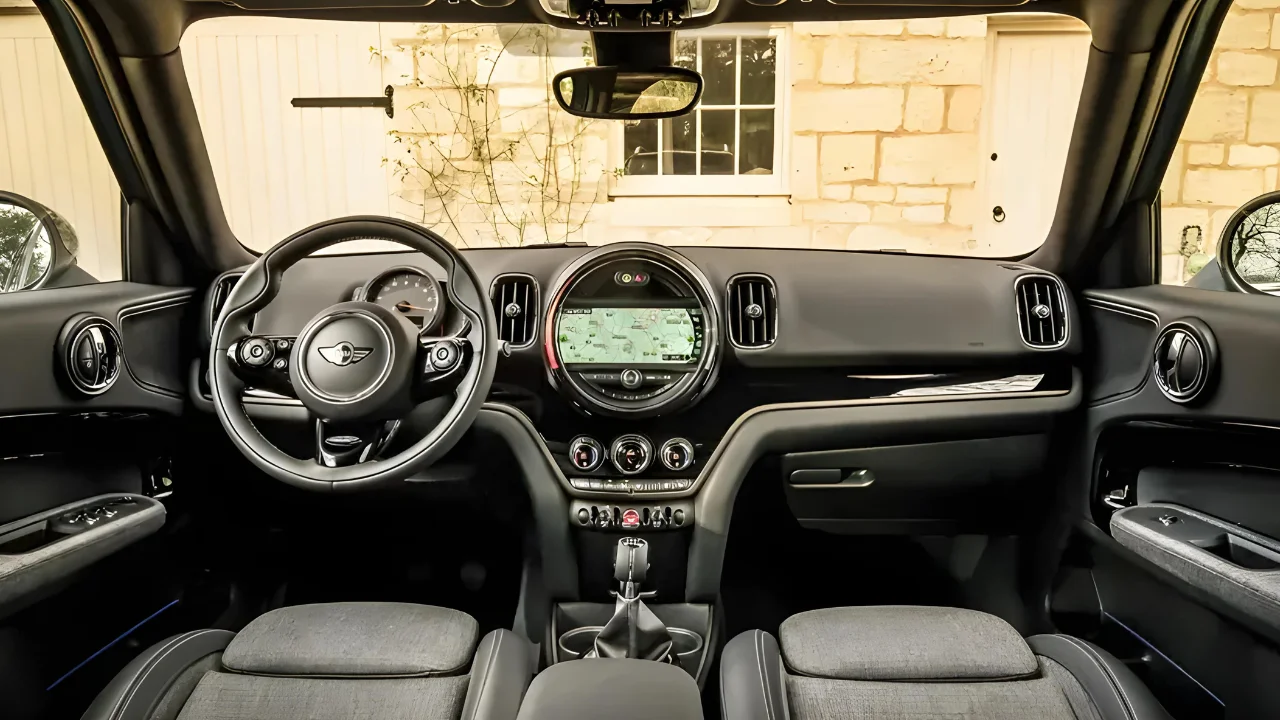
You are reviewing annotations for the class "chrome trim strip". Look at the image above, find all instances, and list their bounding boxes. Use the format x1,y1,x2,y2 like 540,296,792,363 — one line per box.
1014,273,1070,350
489,272,540,350
889,374,1044,397
725,272,778,350
1086,297,1160,325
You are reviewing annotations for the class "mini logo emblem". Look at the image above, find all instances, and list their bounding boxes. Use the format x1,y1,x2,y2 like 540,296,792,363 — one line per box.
1032,303,1052,320
318,342,373,366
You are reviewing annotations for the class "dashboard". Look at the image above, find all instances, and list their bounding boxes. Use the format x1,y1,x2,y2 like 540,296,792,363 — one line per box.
199,242,1081,533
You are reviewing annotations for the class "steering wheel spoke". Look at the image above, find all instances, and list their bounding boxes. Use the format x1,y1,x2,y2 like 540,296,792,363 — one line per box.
415,322,474,401
228,335,298,398
315,417,401,467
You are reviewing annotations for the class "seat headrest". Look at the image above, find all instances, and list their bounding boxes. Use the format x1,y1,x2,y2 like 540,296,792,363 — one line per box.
222,602,479,677
779,606,1038,681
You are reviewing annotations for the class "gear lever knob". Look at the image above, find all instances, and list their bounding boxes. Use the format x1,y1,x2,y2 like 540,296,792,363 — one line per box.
614,537,649,597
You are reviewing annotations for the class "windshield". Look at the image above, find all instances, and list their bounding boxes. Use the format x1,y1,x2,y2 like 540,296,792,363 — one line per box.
182,16,1089,256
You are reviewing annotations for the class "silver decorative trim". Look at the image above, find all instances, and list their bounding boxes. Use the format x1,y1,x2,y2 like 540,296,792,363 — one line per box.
489,272,540,349
293,312,394,404
610,433,654,476
1014,273,1069,349
726,273,778,350
1153,322,1208,404
659,437,695,472
889,374,1044,397
64,319,122,396
1086,298,1159,325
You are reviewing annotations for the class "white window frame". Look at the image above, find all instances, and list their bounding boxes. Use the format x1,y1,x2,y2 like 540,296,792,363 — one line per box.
610,24,789,197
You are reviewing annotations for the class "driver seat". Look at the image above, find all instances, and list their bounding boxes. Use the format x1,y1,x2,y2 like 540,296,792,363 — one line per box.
80,602,533,720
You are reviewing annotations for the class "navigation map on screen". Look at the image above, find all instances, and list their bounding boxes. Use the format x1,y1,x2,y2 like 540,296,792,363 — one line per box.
557,308,699,364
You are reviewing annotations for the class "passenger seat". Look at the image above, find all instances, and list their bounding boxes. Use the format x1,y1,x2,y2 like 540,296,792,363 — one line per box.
721,606,1171,720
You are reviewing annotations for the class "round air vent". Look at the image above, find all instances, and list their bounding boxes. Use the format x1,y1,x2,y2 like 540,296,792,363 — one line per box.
1153,319,1216,405
58,315,123,396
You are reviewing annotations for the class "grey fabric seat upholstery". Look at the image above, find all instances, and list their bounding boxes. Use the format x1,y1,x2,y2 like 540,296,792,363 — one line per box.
721,606,1173,720
81,602,534,720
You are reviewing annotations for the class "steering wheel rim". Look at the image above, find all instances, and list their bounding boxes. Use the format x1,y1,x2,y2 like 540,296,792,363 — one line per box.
209,216,497,492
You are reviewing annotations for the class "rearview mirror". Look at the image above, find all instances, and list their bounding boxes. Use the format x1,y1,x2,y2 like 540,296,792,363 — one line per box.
553,67,702,120
1218,190,1280,296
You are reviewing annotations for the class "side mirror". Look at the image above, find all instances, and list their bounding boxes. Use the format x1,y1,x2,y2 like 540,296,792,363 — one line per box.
1218,190,1280,296
0,191,80,293
553,66,702,120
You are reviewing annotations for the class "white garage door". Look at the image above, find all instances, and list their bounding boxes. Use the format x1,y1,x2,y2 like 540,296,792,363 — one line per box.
978,24,1090,251
181,18,394,250
0,13,121,281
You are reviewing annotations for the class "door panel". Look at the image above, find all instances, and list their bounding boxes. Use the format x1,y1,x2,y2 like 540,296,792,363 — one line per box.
1071,285,1280,717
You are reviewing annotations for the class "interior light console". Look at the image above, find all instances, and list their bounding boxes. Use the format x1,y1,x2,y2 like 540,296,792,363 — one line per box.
544,244,721,418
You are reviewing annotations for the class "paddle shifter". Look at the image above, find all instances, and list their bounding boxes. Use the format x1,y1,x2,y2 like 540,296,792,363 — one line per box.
587,537,678,664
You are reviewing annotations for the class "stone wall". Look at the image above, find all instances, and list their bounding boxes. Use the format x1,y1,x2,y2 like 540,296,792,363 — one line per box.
377,18,1084,256
1162,1,1280,282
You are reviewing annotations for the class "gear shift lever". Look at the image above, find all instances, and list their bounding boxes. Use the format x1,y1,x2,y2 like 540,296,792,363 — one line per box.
588,537,677,663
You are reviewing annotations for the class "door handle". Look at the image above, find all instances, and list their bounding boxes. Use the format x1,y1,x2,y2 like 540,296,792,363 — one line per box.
788,468,876,488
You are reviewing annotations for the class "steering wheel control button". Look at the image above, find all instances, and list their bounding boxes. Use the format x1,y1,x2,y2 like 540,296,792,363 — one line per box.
272,358,288,371
430,342,459,370
659,438,695,472
240,337,274,367
610,434,653,476
620,369,644,389
568,436,604,472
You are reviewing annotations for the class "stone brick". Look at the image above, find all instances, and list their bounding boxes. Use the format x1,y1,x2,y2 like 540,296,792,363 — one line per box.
793,37,819,82
1162,145,1184,202
844,20,905,37
854,185,896,202
857,39,984,85
1218,12,1271,49
821,184,853,201
1183,168,1266,205
497,86,548,108
1228,143,1280,167
896,186,948,204
1238,0,1280,9
393,88,495,134
793,87,904,132
803,202,872,223
1161,254,1186,284
1217,51,1278,86
820,134,877,182
1273,15,1280,49
812,224,854,249
820,37,858,85
1269,166,1279,191
1249,91,1280,143
903,204,946,223
904,86,945,132
872,204,902,223
947,86,983,132
906,18,946,37
477,54,543,85
791,135,820,200
803,22,843,37
948,187,979,227
945,16,988,38
1209,207,1239,249
879,134,979,185
1160,207,1210,254
1186,143,1225,165
1182,90,1248,142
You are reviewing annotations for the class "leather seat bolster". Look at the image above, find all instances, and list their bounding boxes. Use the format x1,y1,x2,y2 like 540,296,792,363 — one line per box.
80,629,234,720
460,629,535,720
721,630,789,720
1028,635,1173,720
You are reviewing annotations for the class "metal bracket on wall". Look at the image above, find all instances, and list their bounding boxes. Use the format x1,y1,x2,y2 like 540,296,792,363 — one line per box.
292,85,394,118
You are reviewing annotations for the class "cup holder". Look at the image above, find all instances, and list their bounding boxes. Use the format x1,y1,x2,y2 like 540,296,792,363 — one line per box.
557,626,704,661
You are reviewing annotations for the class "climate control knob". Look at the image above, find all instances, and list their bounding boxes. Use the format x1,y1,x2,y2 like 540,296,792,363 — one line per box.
568,436,604,472
610,434,653,475
659,438,695,472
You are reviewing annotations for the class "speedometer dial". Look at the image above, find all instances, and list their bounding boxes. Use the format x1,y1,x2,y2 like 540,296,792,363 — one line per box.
363,267,442,332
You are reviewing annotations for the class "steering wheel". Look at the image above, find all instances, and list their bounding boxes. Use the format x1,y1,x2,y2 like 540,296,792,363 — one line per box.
209,217,497,492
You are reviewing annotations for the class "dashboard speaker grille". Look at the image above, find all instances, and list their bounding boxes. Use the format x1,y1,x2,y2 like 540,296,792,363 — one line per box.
728,275,777,348
492,274,538,347
1015,275,1068,348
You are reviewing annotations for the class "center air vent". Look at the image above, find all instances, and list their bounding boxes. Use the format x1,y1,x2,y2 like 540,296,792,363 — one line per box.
728,274,777,348
1153,319,1216,405
492,274,538,347
1015,274,1068,349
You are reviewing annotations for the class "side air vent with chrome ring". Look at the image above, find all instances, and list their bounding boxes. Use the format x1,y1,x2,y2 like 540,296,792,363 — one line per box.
1153,319,1217,405
57,314,123,396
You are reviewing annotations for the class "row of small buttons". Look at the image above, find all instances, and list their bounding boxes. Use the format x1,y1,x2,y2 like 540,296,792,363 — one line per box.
569,478,693,493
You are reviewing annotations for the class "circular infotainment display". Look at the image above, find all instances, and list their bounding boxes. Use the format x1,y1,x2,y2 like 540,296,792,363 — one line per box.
544,244,721,418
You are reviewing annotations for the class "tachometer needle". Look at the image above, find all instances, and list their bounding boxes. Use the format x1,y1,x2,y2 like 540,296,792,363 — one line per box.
394,301,429,313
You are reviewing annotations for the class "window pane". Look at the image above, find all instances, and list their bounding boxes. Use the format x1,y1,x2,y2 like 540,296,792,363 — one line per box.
739,109,774,175
701,109,736,175
702,38,737,105
663,114,698,175
740,38,776,105
675,39,697,71
623,119,658,176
